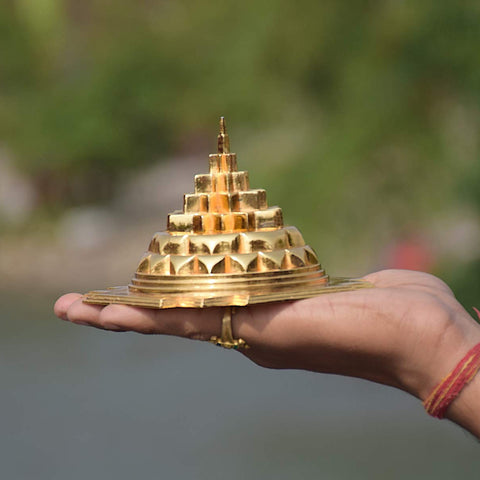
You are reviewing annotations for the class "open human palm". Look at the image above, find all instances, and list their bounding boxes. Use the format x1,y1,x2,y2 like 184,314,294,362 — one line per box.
55,269,480,436
54,270,477,395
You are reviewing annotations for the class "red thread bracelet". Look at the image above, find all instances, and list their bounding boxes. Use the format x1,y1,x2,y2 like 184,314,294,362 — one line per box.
423,307,480,419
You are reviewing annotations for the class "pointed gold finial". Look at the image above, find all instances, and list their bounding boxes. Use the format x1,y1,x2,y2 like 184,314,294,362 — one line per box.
217,116,230,154
219,116,226,134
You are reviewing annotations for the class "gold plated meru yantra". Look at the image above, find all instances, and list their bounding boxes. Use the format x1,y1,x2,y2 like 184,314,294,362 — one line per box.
84,118,371,309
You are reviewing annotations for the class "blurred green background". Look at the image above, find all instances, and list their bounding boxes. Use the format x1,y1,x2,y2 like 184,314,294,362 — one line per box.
1,1,479,478
1,0,479,304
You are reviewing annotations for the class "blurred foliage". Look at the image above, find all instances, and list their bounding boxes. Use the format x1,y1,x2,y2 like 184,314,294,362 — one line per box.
0,1,479,198
0,1,478,299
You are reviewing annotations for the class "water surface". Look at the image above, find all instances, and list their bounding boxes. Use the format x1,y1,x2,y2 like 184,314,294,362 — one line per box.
1,292,478,479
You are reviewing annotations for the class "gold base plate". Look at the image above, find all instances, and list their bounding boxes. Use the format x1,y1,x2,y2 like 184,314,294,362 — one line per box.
83,277,372,309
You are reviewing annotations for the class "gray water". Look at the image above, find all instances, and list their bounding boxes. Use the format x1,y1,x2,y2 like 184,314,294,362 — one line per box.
1,292,479,480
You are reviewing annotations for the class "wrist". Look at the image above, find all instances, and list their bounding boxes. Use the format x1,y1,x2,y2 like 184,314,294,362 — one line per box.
445,365,480,438
398,305,480,437
397,308,480,402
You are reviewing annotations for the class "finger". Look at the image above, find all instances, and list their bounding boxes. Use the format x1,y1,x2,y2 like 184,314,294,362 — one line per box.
54,293,83,320
98,303,223,338
59,295,253,341
65,297,105,327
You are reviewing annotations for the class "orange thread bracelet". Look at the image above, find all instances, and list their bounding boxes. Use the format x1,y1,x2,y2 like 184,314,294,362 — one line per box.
423,307,480,419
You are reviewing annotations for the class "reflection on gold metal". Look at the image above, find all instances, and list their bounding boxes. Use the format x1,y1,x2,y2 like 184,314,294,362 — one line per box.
84,117,371,309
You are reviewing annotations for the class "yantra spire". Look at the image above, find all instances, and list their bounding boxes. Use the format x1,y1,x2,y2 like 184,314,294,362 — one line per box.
84,118,370,309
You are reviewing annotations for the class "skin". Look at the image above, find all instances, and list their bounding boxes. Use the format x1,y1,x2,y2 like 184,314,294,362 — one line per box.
54,269,480,438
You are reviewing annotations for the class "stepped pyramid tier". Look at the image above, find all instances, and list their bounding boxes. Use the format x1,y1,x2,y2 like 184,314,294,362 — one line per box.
84,118,371,309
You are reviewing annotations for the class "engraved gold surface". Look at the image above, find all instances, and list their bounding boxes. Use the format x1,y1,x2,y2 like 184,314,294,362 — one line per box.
84,117,372,309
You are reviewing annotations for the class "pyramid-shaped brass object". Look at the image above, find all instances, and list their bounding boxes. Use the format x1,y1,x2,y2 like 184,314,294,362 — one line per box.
84,118,371,309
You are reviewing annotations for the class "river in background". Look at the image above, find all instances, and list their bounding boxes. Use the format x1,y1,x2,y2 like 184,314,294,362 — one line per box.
1,292,479,480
